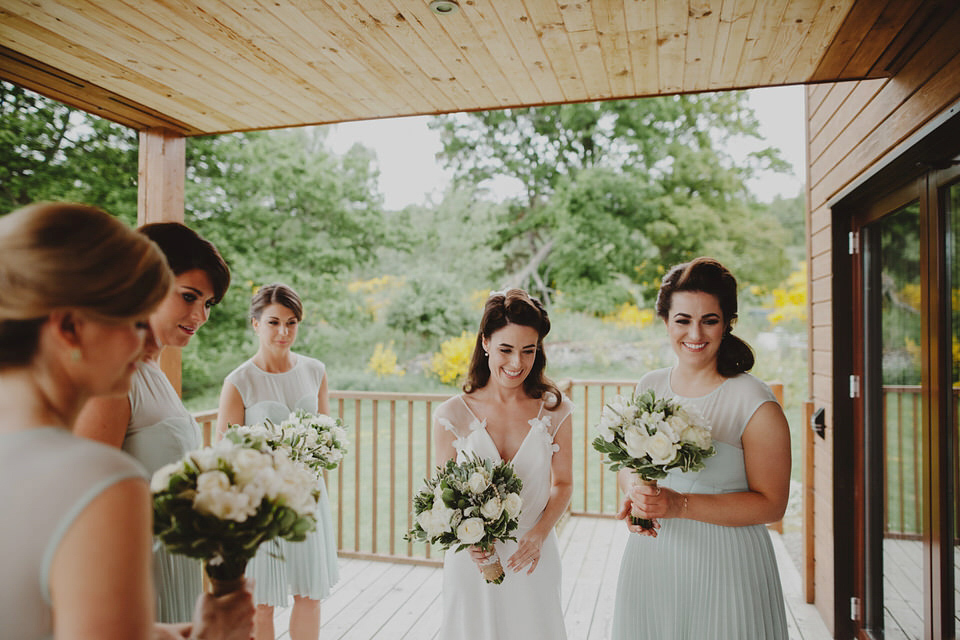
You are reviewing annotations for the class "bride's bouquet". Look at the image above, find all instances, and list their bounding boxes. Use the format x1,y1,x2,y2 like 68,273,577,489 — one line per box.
151,437,320,594
592,388,715,530
405,453,523,584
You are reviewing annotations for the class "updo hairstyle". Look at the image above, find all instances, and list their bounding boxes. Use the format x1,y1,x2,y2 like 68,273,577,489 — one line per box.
0,202,173,368
463,288,560,409
655,257,755,377
250,283,303,322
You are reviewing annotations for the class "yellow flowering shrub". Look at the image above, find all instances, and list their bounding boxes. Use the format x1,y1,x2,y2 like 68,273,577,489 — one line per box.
602,303,655,329
367,342,404,378
430,331,475,386
768,262,808,326
348,275,405,321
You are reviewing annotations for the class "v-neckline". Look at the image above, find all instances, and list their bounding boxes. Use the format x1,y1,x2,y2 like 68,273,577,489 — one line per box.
460,395,544,464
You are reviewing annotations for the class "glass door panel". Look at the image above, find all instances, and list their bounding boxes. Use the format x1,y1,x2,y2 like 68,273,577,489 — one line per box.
948,181,960,636
864,201,924,639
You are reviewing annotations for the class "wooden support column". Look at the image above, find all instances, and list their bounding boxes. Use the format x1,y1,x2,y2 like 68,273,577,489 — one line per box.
138,127,186,396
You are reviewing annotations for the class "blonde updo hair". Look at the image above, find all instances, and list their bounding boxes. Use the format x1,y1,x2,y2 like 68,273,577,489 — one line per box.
0,202,173,367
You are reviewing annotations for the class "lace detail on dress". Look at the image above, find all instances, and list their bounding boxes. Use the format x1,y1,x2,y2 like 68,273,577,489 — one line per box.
439,416,486,451
528,415,560,453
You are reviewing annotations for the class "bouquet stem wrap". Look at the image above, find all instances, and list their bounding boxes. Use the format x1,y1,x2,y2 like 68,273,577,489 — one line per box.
479,551,505,584
631,476,658,531
206,569,247,596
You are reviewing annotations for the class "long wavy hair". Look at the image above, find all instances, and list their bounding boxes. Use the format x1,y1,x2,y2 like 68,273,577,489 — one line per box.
463,288,560,409
655,257,755,377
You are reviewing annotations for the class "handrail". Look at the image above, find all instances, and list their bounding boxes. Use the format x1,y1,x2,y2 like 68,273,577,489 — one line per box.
197,379,947,564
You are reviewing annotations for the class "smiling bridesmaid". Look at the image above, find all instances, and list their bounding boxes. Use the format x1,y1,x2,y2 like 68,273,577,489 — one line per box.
75,222,231,624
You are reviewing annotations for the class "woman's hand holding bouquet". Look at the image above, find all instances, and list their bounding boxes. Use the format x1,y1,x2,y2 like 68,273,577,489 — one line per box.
406,453,523,584
592,388,715,533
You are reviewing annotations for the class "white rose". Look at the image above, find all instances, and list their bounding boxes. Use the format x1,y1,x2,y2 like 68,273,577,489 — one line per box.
456,517,486,544
502,493,523,518
665,415,689,442
150,462,182,492
480,496,503,520
688,425,713,451
467,472,489,494
418,505,454,539
332,426,348,444
231,448,273,485
191,447,219,471
622,425,651,459
645,430,680,466
196,470,231,494
194,486,256,522
597,406,620,442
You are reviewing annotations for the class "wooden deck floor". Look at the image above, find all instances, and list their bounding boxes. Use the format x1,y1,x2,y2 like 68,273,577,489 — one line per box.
270,515,832,639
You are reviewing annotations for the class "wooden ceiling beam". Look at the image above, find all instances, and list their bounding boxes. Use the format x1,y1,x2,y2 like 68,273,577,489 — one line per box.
0,45,200,135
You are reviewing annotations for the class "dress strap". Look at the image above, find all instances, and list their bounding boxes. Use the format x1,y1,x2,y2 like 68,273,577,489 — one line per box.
458,394,482,423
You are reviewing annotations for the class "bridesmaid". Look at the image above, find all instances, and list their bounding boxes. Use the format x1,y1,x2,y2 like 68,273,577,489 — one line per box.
0,202,252,639
216,283,338,640
75,222,231,623
611,257,790,639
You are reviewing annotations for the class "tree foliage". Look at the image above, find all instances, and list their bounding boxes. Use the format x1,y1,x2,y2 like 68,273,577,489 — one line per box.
430,95,794,309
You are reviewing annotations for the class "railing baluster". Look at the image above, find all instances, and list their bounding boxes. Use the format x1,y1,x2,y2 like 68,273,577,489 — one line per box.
407,400,414,557
354,398,361,553
389,399,396,556
425,400,433,561
372,400,379,555
337,397,344,549
912,392,920,534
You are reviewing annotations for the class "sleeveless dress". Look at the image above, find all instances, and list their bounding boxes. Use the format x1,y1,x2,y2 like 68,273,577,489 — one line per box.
0,427,146,640
224,354,339,606
436,392,573,640
611,368,788,639
126,360,203,623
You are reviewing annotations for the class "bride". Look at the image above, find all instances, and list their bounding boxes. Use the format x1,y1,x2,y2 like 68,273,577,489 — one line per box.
432,289,573,640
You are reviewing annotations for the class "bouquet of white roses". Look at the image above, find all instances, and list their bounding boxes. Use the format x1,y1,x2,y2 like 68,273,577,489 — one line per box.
151,437,320,594
592,388,715,530
405,453,523,584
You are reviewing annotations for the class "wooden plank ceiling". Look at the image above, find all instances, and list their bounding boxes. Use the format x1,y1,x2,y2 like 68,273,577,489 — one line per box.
0,0,949,136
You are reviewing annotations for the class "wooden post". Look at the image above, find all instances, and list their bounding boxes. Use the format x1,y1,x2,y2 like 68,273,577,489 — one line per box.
138,127,186,396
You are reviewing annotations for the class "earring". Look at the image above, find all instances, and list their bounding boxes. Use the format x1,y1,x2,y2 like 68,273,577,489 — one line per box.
484,350,489,357
70,348,82,362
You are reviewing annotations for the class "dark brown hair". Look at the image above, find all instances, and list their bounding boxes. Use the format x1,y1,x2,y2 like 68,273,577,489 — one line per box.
250,283,303,322
655,256,755,377
138,222,230,304
463,288,560,408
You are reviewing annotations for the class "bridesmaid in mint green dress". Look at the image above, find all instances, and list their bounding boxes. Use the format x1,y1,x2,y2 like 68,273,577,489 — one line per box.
612,258,790,639
217,283,337,640
75,222,231,624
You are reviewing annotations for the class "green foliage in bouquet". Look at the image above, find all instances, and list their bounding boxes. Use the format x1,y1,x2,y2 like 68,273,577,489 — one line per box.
405,453,523,554
151,439,319,582
592,387,716,480
275,409,350,472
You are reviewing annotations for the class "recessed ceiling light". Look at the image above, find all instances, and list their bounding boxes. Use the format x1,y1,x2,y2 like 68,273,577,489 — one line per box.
429,1,460,16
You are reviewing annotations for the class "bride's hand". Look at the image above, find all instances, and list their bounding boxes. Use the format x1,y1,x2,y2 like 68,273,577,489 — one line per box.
507,529,546,574
468,545,494,570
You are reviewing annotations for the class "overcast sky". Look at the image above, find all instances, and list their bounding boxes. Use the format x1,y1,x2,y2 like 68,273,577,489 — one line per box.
324,85,806,210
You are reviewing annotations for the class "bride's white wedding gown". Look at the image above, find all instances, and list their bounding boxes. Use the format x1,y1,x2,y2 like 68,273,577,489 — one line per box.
435,393,572,640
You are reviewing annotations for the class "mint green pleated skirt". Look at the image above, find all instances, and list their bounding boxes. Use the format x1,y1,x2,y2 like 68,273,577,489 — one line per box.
153,542,203,623
612,518,787,639
247,478,339,607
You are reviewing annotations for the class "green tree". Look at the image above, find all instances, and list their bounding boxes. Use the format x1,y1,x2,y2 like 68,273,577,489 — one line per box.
431,95,793,309
0,82,138,220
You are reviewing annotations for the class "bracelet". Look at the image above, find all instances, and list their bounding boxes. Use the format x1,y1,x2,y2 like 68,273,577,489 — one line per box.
682,494,689,516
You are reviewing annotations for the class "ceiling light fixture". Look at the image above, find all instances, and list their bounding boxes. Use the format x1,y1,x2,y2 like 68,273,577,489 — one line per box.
429,0,460,16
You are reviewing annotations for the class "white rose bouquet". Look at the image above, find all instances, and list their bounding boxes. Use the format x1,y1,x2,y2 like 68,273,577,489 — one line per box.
405,453,523,584
151,437,320,594
592,387,716,530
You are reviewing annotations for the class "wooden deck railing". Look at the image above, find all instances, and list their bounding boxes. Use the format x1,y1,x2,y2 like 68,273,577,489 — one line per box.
193,379,795,565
